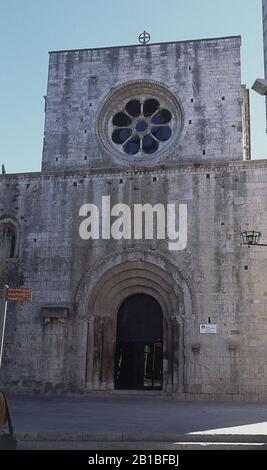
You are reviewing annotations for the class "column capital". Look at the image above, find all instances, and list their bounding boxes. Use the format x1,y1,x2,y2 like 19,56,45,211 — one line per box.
88,315,96,325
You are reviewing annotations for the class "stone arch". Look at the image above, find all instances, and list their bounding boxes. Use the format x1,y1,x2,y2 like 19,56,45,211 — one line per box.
0,217,20,259
75,249,195,392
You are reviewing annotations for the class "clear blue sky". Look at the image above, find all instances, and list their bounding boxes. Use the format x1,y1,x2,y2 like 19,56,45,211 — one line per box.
0,0,266,174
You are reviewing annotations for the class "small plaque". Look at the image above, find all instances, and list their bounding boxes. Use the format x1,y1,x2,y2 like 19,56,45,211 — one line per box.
200,324,217,334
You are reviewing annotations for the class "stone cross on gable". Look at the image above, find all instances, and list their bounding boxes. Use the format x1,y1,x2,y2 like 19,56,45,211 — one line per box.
138,31,151,45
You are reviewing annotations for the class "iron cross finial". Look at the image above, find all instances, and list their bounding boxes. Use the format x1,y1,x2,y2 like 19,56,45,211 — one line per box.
139,31,151,45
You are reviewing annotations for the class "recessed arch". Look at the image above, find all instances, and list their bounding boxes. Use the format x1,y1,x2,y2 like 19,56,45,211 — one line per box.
0,217,20,259
75,249,196,392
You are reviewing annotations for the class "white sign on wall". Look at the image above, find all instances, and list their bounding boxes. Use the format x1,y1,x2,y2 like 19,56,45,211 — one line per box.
200,324,217,334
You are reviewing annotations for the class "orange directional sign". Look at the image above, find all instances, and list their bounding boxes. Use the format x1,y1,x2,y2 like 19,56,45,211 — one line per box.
0,288,32,302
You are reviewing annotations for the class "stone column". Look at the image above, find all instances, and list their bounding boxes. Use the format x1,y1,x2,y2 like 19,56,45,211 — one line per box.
100,317,115,390
166,318,174,392
92,316,104,390
172,317,179,392
176,316,185,393
85,315,96,389
162,317,168,392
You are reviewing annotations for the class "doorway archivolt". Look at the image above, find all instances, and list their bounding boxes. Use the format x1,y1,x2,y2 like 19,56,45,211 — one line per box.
75,249,195,392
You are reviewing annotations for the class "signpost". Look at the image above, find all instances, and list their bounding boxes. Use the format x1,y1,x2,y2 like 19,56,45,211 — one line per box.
0,286,32,367
0,288,32,302
0,286,9,368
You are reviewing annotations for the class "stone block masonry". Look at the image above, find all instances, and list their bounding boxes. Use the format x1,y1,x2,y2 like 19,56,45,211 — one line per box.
0,36,264,399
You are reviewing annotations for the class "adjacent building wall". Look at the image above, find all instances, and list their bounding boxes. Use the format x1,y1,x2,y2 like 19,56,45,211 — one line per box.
263,0,267,128
242,85,251,160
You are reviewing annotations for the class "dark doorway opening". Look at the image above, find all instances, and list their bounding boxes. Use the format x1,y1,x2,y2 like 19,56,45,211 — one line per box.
115,293,163,390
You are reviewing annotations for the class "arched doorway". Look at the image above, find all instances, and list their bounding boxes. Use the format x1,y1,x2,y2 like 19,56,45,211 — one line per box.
76,250,195,392
115,293,163,390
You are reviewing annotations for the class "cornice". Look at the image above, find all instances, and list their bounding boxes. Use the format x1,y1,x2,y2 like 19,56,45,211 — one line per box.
1,159,267,182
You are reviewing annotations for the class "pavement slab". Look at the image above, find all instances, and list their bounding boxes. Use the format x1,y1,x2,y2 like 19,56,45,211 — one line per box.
5,394,267,438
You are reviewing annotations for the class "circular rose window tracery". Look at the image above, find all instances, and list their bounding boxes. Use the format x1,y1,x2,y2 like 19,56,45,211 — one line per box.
111,99,173,155
97,80,183,162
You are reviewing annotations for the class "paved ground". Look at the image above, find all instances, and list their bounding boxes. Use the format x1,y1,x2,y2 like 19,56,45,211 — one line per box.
6,394,267,435
3,394,267,449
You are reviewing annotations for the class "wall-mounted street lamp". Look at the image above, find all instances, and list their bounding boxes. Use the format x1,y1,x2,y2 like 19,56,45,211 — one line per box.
241,230,267,247
252,79,267,96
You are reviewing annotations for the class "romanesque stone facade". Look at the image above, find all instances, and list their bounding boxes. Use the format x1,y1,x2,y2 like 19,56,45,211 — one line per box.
0,36,267,400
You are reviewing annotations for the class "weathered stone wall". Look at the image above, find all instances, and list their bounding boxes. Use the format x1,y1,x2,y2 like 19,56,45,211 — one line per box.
42,36,243,171
1,160,267,399
0,36,263,400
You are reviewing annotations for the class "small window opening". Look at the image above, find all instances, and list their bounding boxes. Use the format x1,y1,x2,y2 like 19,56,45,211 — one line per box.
113,112,132,127
126,100,142,118
10,233,16,258
0,225,17,259
143,99,159,117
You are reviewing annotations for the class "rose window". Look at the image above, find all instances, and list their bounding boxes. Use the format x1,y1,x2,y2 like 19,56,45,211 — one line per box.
111,99,173,155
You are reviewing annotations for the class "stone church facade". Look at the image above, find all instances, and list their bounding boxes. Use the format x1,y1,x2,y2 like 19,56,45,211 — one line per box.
1,35,267,400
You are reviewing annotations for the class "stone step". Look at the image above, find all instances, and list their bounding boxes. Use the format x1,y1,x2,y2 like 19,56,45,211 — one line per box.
18,440,267,450
16,432,267,443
